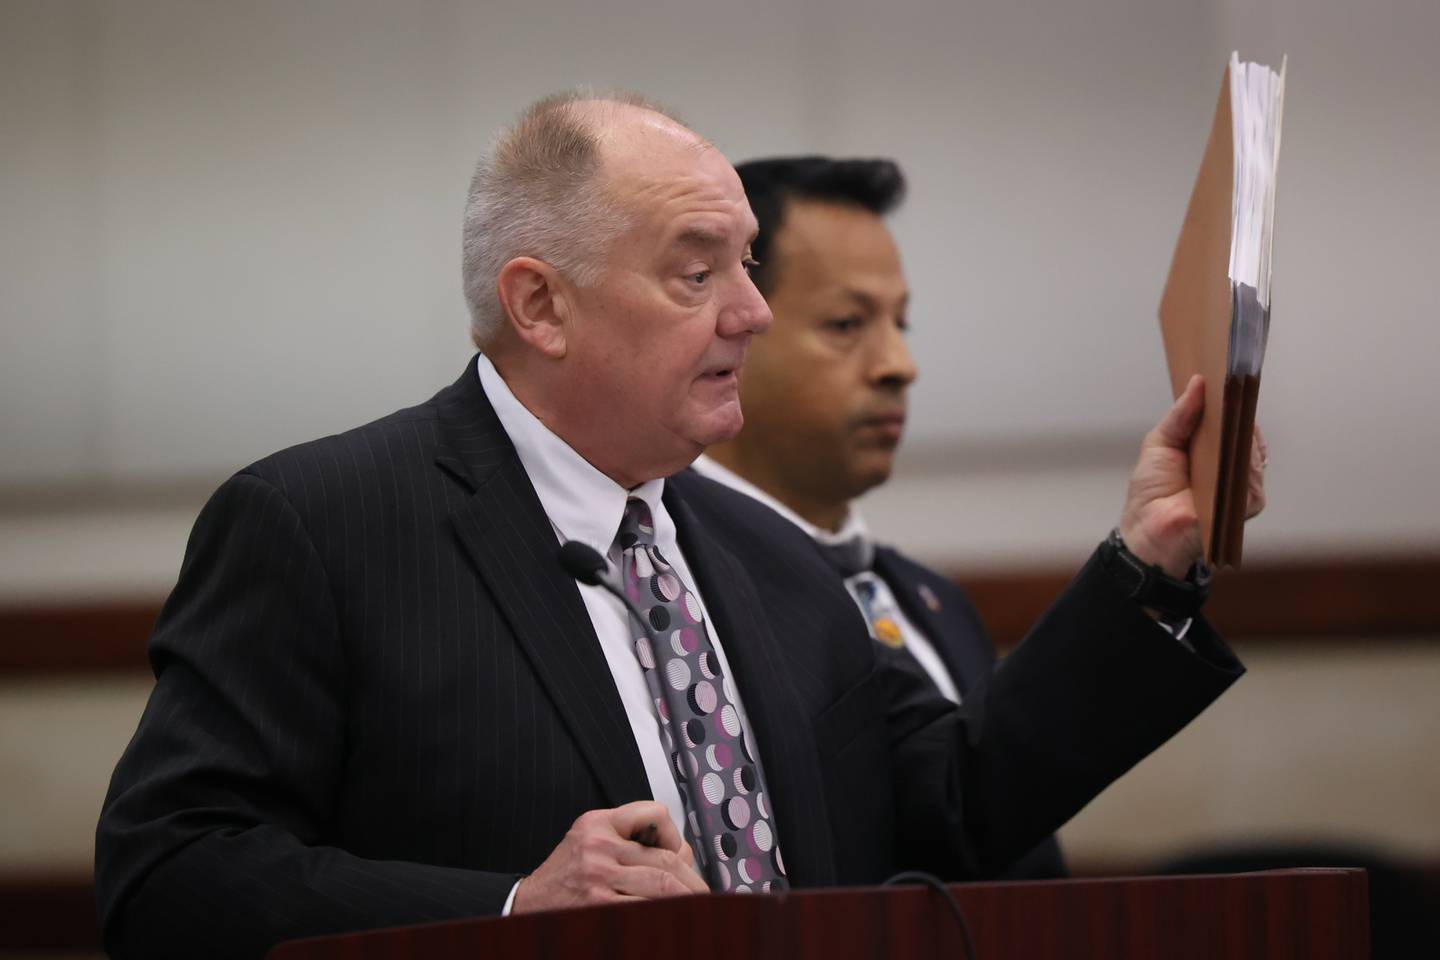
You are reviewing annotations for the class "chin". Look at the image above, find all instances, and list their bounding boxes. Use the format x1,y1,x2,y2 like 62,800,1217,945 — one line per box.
686,405,745,448
847,457,896,496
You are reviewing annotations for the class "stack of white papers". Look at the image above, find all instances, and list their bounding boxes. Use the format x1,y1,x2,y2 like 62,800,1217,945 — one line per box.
1227,53,1287,378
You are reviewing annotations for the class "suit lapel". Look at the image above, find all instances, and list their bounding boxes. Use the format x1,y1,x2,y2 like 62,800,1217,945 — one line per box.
434,360,651,809
873,549,987,697
665,486,838,888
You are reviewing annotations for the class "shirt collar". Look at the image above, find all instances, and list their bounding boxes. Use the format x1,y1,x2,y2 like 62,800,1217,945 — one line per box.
477,354,667,556
690,454,871,549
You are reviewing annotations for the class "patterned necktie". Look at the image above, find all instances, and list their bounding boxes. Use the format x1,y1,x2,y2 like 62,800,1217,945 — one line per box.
616,497,788,893
818,538,905,649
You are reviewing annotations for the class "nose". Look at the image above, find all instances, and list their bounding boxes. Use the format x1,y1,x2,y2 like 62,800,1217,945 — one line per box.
870,318,917,389
718,272,773,339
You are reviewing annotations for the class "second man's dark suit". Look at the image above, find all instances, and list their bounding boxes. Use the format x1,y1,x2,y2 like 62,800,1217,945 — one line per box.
95,358,1244,959
871,547,1069,878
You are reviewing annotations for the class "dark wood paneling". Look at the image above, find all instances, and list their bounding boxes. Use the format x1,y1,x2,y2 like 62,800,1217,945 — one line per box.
2,555,1439,677
0,871,102,952
0,601,157,677
956,554,1440,650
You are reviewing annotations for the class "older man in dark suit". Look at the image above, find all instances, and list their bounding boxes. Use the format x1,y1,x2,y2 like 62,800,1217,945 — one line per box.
96,92,1256,960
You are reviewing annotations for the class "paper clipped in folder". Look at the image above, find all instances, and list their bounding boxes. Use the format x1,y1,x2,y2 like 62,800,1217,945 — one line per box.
1160,52,1286,568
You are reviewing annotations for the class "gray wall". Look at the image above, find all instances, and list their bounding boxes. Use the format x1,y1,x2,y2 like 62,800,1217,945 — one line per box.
6,0,1437,571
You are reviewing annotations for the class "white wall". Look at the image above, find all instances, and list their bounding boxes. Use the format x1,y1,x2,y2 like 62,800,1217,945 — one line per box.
5,0,1437,572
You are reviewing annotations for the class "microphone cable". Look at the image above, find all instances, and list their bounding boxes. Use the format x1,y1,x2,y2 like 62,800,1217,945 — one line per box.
882,870,978,960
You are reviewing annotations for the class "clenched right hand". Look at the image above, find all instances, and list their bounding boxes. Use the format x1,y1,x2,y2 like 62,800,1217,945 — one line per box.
510,801,708,912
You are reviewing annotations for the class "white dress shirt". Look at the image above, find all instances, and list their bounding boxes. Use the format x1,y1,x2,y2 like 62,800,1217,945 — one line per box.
477,356,762,910
691,455,963,704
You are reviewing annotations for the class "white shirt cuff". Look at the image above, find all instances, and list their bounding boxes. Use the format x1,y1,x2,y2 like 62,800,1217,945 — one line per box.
1155,616,1195,651
501,878,523,916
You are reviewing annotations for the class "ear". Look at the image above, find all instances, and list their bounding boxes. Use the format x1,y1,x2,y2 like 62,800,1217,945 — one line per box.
495,256,571,359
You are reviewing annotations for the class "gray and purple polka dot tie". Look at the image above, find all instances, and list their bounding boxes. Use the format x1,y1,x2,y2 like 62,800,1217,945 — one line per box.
617,498,788,893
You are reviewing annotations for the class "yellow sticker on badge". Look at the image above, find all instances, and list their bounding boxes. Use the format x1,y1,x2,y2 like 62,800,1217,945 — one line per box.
874,618,904,648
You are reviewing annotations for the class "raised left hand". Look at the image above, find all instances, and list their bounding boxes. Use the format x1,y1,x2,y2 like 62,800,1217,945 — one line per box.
1118,374,1268,577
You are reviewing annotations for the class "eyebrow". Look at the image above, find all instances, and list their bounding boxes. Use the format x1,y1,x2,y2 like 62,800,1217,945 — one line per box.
839,288,910,313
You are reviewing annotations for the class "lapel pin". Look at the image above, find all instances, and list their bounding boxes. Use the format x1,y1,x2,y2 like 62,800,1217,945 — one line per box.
874,617,905,648
918,583,942,613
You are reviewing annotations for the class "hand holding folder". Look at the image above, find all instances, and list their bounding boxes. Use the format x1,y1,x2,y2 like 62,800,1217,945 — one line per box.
1118,374,1267,581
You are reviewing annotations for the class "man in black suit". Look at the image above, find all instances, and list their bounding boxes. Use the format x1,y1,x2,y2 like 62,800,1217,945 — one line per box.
697,156,1080,874
96,93,1257,959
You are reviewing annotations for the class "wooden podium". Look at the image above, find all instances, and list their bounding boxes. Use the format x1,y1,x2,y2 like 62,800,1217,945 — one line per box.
269,869,1368,959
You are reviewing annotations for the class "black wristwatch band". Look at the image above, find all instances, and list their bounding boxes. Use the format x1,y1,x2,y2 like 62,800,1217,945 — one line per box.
1098,528,1212,619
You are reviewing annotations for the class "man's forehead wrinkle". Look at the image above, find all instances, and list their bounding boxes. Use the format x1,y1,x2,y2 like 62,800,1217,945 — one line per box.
600,151,727,215
619,168,750,222
586,113,754,257
673,222,745,253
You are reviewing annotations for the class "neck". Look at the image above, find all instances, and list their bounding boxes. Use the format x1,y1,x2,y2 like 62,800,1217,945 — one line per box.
705,441,849,533
488,350,688,490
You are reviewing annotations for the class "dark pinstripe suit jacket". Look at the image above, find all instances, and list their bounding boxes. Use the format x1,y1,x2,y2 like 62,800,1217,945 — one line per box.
95,359,1244,959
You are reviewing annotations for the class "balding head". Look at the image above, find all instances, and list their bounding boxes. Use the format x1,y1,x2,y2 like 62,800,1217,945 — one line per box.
465,90,770,488
461,91,702,349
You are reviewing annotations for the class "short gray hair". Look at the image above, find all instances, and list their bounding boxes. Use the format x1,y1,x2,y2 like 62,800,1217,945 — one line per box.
461,90,683,349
